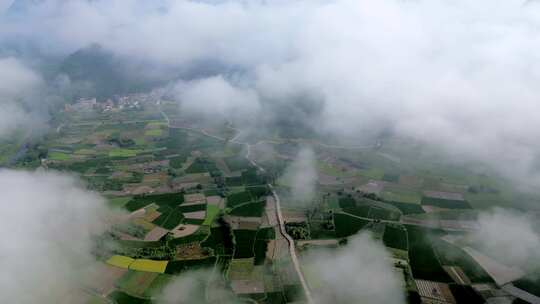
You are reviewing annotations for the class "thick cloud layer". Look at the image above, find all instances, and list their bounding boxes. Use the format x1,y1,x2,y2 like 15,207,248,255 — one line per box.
472,208,540,269
305,232,405,304
2,0,540,185
0,170,114,304
0,57,43,138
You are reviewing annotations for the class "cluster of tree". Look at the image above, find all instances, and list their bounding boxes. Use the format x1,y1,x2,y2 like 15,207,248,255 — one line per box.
107,133,135,147
285,222,310,240
467,185,499,194
92,232,176,260
112,223,147,239
14,143,47,168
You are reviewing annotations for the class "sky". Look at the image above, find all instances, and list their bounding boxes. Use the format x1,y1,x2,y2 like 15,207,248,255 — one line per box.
1,0,540,186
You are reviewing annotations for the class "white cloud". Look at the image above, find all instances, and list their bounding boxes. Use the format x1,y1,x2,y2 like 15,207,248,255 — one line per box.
0,169,115,304
0,57,43,138
174,75,261,124
473,208,540,268
305,232,405,304
281,147,318,205
156,269,238,304
2,0,540,184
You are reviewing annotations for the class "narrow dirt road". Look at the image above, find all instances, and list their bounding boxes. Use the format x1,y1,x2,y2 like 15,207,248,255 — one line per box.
160,107,314,302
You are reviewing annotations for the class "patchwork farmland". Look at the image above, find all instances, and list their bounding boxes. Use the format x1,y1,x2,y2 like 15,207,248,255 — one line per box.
5,95,539,304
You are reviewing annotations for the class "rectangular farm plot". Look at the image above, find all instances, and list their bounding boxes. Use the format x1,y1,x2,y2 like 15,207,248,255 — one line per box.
206,196,224,208
184,210,206,219
142,274,174,298
228,258,256,280
124,192,184,212
203,204,220,226
89,264,128,296
107,255,134,269
171,224,200,238
334,213,370,238
224,155,251,171
227,191,253,208
108,148,141,158
381,190,421,204
383,224,408,251
415,280,456,303
152,207,184,230
129,259,168,273
233,229,258,258
406,226,453,283
116,270,159,297
433,239,494,284
184,193,206,203
144,226,169,241
178,203,207,213
422,191,471,209
164,257,217,275
229,200,265,217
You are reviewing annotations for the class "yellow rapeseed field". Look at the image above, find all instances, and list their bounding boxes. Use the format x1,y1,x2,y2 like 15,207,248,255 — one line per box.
106,255,134,269
129,259,168,273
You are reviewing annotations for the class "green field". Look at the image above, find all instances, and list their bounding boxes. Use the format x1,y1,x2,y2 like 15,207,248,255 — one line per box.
421,196,472,209
381,190,421,204
108,196,132,209
383,224,408,251
201,223,234,255
385,201,425,215
144,129,163,137
233,229,258,258
334,213,370,238
108,148,141,158
125,192,184,212
229,201,265,217
317,161,355,177
227,191,253,208
203,204,220,226
164,257,217,274
108,291,151,304
406,226,452,282
513,272,540,297
116,270,159,296
48,151,72,161
433,239,494,283
153,206,184,230
142,274,174,297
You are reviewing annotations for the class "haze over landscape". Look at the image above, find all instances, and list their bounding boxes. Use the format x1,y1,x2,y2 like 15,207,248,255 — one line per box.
1,1,540,304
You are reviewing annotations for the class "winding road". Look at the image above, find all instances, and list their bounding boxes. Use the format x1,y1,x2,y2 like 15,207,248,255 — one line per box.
159,107,314,303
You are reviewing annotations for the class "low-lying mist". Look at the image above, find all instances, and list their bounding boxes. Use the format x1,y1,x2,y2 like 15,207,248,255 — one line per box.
472,208,540,270
305,232,405,304
0,57,47,139
279,147,318,206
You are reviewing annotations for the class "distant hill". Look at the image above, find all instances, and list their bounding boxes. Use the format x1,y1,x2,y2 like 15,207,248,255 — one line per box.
58,44,161,101
58,44,237,101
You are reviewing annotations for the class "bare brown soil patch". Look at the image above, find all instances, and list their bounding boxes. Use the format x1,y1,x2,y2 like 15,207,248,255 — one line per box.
175,243,209,259
184,193,206,203
171,224,199,238
144,226,169,241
